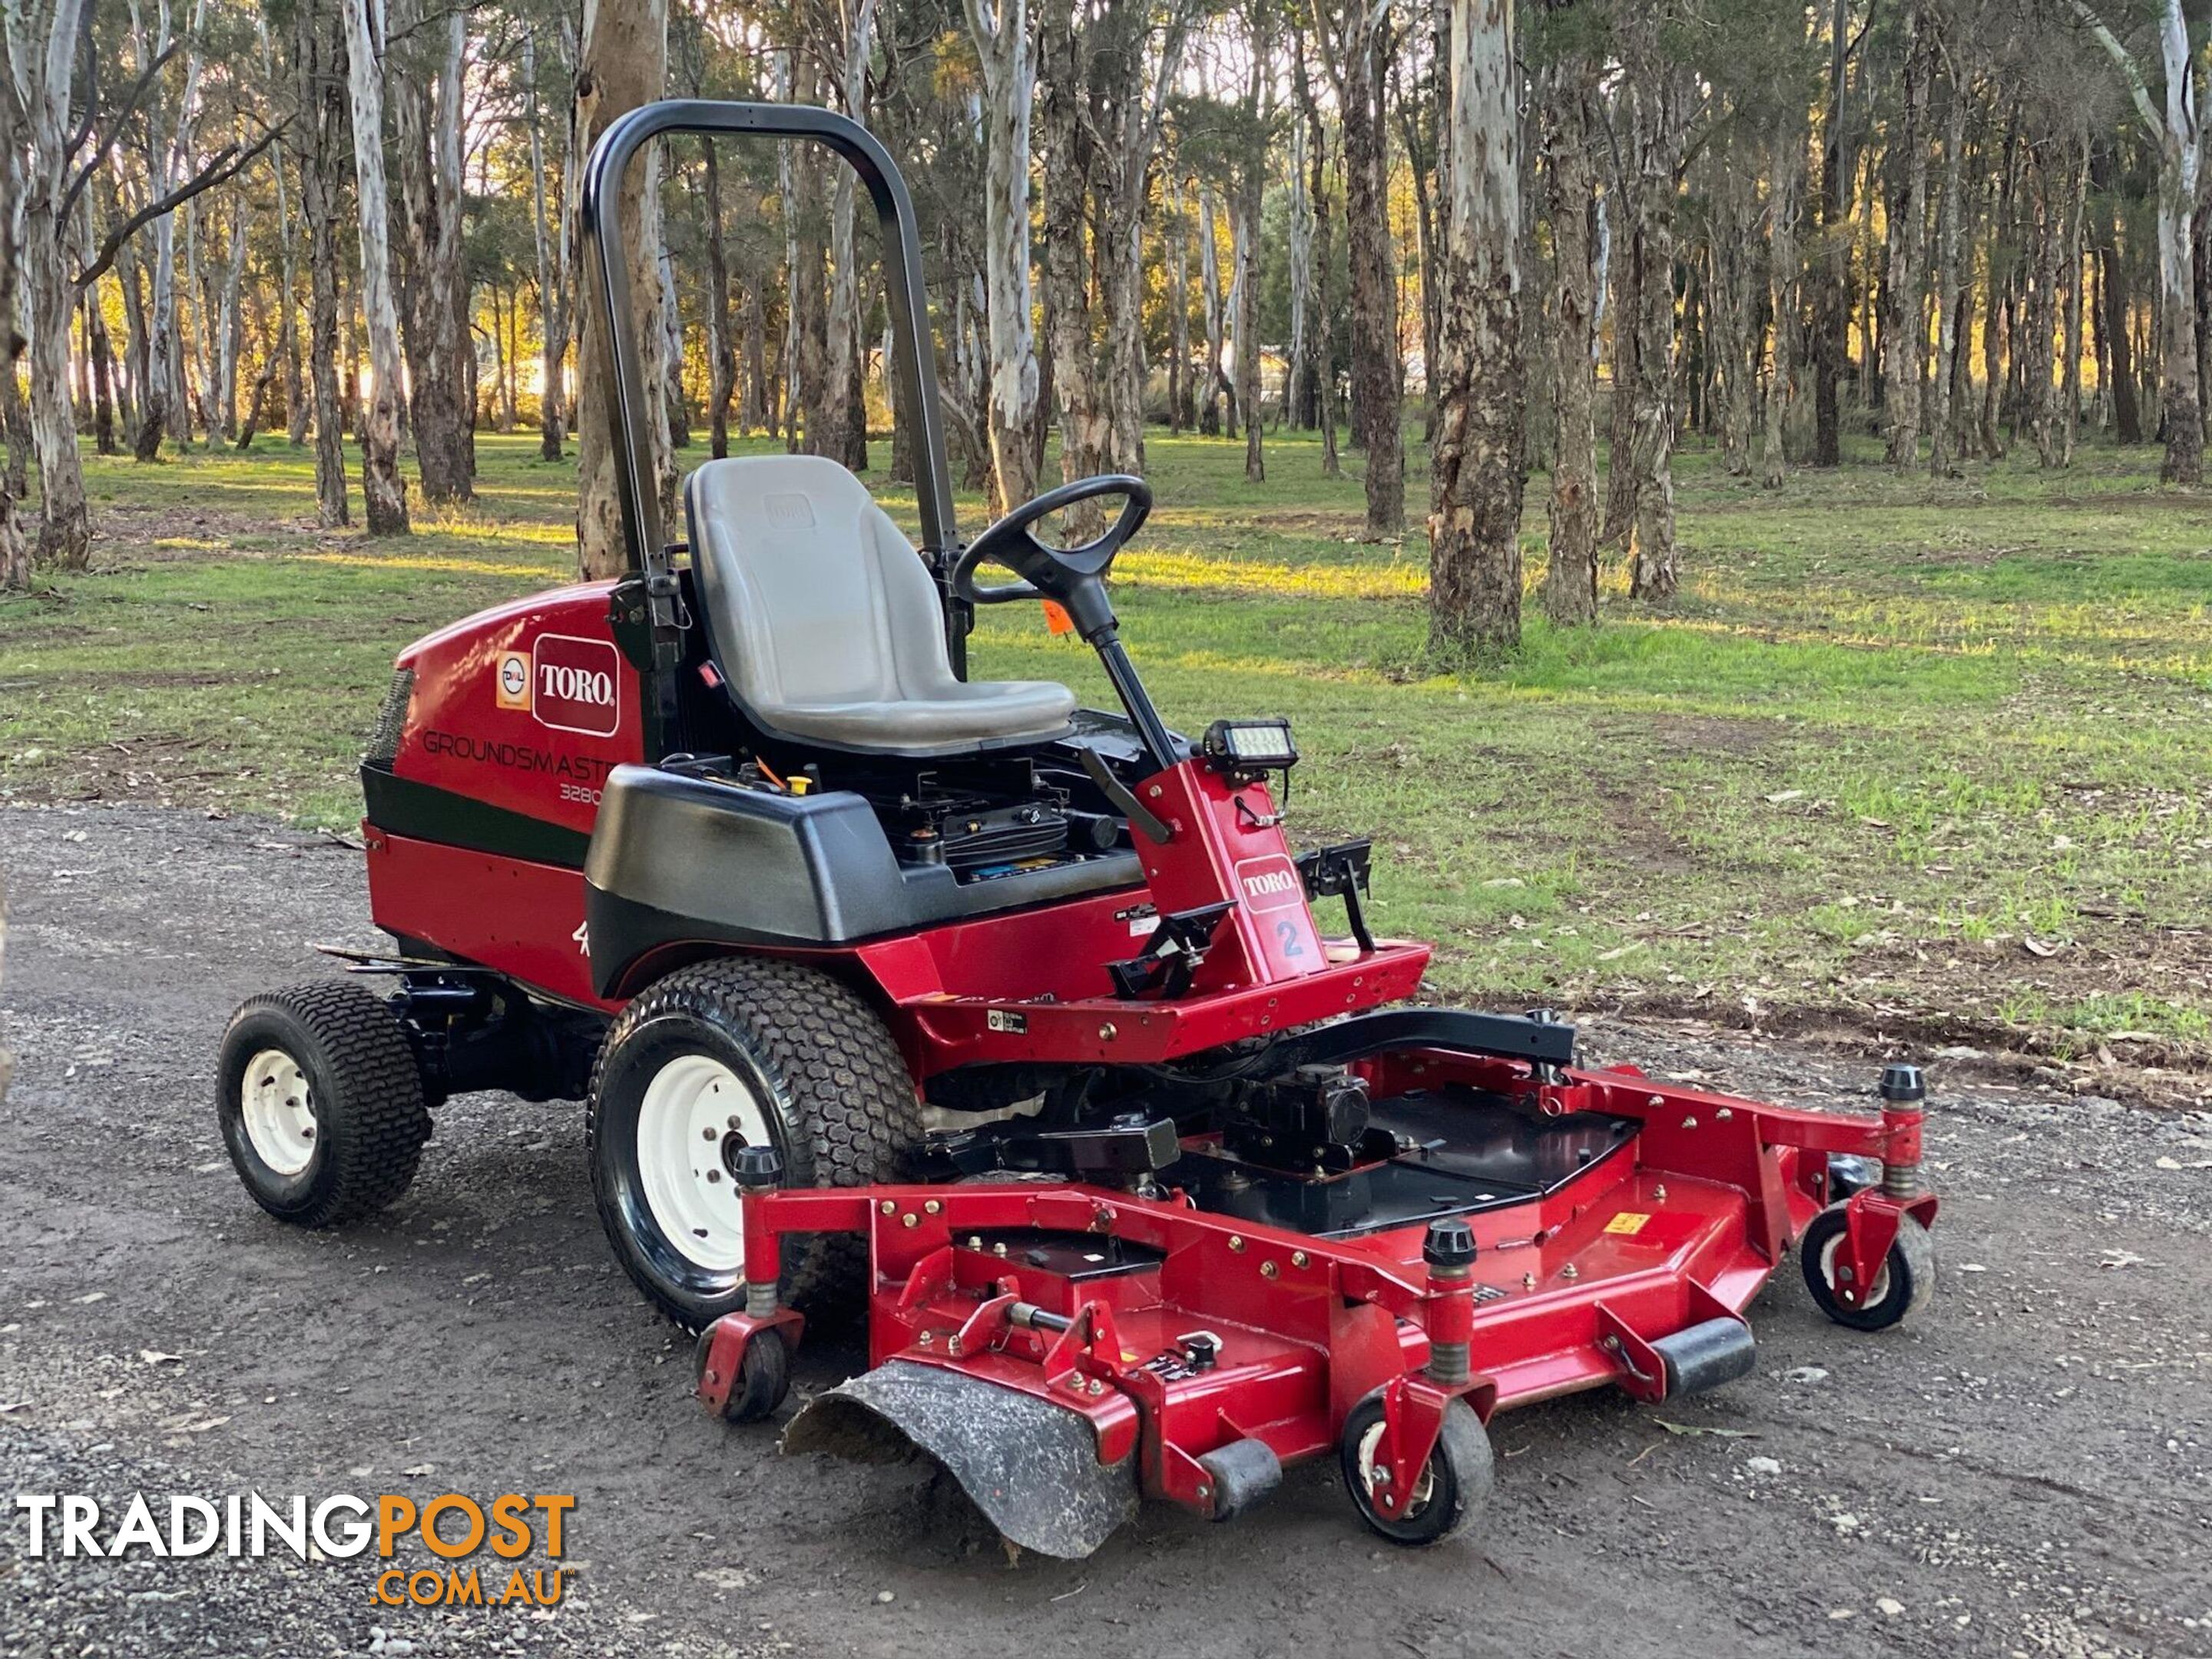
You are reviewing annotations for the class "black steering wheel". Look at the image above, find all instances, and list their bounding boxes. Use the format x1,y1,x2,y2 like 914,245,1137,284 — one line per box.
951,475,1152,637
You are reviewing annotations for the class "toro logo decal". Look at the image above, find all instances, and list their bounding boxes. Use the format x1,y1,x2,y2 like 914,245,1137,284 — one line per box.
528,634,620,737
1234,853,1304,914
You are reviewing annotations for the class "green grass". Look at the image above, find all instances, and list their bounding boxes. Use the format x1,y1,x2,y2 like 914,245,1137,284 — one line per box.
8,423,2212,1054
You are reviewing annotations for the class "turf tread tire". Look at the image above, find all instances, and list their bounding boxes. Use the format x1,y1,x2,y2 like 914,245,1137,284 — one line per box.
216,980,431,1227
587,957,922,1327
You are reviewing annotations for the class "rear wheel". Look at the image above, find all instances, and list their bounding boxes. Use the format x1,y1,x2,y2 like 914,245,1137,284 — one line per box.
587,957,922,1330
215,981,430,1227
1339,1392,1493,1546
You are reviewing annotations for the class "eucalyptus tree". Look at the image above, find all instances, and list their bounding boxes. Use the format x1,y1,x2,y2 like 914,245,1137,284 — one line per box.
2072,0,2193,480
1426,0,1522,652
959,0,1039,510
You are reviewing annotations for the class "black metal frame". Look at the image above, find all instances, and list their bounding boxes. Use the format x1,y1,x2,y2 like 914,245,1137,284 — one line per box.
578,100,967,672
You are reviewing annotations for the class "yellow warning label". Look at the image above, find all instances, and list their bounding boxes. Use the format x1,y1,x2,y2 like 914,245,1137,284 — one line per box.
1604,1212,1651,1236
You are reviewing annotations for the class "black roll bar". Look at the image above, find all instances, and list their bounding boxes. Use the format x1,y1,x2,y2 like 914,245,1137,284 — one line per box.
578,101,964,661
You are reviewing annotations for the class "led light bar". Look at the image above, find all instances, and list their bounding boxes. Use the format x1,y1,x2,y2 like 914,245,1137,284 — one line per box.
1201,717,1299,770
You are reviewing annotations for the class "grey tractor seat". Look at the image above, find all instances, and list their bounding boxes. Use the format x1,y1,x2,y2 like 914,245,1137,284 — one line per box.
684,455,1078,754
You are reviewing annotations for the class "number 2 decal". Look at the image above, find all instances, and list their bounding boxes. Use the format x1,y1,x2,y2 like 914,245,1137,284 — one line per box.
1274,919,1306,958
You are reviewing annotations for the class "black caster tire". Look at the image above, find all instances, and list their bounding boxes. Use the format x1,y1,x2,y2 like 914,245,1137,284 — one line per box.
694,1326,790,1424
1339,1391,1493,1546
588,957,922,1332
215,981,431,1227
1800,1204,1935,1331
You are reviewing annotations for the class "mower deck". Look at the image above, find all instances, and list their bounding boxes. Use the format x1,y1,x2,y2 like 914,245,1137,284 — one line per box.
700,1054,1939,1557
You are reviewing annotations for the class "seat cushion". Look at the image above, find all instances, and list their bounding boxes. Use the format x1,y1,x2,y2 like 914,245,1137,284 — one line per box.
685,456,1075,754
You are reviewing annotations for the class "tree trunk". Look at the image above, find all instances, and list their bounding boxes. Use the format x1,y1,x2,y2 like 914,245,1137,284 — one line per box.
573,0,672,575
1200,180,1229,437
1167,174,1190,435
1286,98,1315,429
1883,0,1930,468
1310,106,1343,478
20,0,94,568
215,202,248,442
1622,8,1682,600
1542,65,1599,628
702,143,736,459
1233,34,1268,488
298,0,350,526
527,29,571,461
2028,154,2063,468
962,0,1041,512
1428,0,1524,655
0,55,28,592
1038,0,1112,516
270,107,310,449
1710,154,1756,477
1811,0,1849,467
392,2,473,502
2080,0,2201,482
2101,205,2143,444
2061,134,2088,465
1763,87,1806,488
340,0,412,532
740,286,768,435
1928,44,1969,477
1341,25,1402,535
1981,117,2017,459
821,0,879,475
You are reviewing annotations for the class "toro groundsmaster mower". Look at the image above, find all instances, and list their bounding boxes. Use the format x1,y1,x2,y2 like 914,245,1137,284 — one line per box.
216,101,1939,1557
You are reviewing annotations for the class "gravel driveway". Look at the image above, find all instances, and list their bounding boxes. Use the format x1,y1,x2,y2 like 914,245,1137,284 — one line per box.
2,805,2207,1659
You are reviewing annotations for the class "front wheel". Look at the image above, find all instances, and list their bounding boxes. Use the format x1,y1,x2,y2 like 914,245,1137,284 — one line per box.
1800,1204,1936,1331
1339,1392,1494,1546
587,958,922,1330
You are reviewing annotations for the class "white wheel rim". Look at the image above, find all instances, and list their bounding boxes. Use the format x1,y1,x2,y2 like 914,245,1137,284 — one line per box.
1819,1232,1892,1308
636,1053,771,1273
241,1048,318,1177
1355,1419,1437,1522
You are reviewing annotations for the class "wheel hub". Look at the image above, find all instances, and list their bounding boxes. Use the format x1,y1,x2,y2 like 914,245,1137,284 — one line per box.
635,1053,770,1273
240,1048,317,1177
1355,1419,1435,1520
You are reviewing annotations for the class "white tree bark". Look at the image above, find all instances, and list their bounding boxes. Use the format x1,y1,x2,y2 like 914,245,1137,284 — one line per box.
12,0,94,568
2077,0,2201,483
959,0,1039,511
339,0,411,531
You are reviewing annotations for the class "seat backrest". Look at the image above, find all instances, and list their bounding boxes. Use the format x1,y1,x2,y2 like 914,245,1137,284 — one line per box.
684,455,957,714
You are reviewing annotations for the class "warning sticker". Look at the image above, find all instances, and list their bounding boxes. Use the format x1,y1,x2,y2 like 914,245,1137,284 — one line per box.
1604,1212,1651,1236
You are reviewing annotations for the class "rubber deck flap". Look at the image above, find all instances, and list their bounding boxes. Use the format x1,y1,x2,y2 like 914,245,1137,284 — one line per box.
781,1358,1137,1559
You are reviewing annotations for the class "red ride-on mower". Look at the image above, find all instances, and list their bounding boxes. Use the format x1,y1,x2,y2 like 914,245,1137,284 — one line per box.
217,101,1939,1556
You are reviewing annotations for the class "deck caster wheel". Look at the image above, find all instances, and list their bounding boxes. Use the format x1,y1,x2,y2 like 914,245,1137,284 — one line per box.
588,958,924,1331
1801,1204,1935,1331
694,1326,790,1423
1339,1392,1494,1547
216,981,431,1227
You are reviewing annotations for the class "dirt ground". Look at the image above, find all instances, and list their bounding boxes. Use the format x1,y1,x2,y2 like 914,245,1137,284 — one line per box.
1,804,2207,1659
